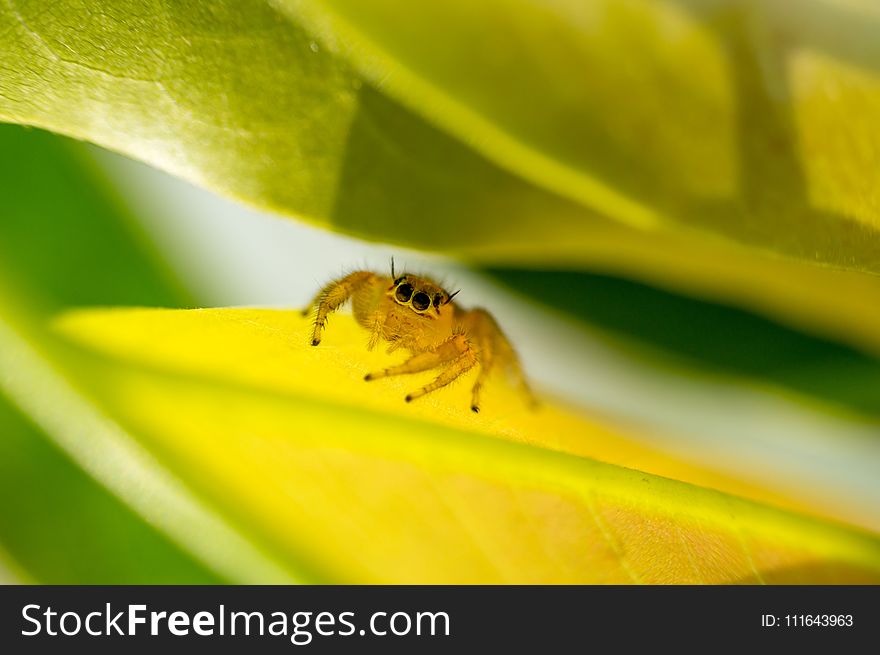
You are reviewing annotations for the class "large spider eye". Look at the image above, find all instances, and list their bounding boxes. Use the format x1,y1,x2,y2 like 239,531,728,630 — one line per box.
412,292,431,311
395,283,413,302
433,294,442,308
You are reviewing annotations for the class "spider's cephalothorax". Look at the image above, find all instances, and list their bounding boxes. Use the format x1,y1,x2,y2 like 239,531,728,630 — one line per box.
303,262,534,412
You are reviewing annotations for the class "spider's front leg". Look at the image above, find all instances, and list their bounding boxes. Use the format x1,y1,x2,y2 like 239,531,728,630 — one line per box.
303,271,379,346
364,334,478,405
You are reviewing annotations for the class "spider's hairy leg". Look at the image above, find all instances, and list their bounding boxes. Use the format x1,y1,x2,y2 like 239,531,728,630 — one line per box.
305,271,379,346
364,334,470,381
462,307,537,411
365,334,477,403
463,310,495,413
405,350,478,404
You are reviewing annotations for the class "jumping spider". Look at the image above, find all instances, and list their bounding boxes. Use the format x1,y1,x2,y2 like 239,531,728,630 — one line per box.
303,261,535,412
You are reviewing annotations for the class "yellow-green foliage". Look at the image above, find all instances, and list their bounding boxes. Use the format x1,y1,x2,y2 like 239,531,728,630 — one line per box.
48,307,880,583
2,1,880,584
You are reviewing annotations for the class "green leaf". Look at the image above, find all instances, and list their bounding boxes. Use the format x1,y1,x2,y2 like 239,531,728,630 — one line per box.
0,124,225,582
289,0,880,271
4,0,880,367
47,306,880,583
0,125,191,313
0,390,223,584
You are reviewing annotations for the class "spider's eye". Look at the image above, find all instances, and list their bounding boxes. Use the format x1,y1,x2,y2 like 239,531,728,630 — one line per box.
395,283,414,302
412,292,431,311
433,294,442,308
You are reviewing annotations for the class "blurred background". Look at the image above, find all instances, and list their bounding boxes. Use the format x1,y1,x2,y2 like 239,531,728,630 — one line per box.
3,0,880,583
1,121,879,582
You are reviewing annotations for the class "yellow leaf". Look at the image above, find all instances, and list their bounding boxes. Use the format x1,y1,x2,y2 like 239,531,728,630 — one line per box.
53,307,880,583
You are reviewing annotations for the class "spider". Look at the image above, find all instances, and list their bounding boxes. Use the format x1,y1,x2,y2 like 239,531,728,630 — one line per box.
303,261,535,412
